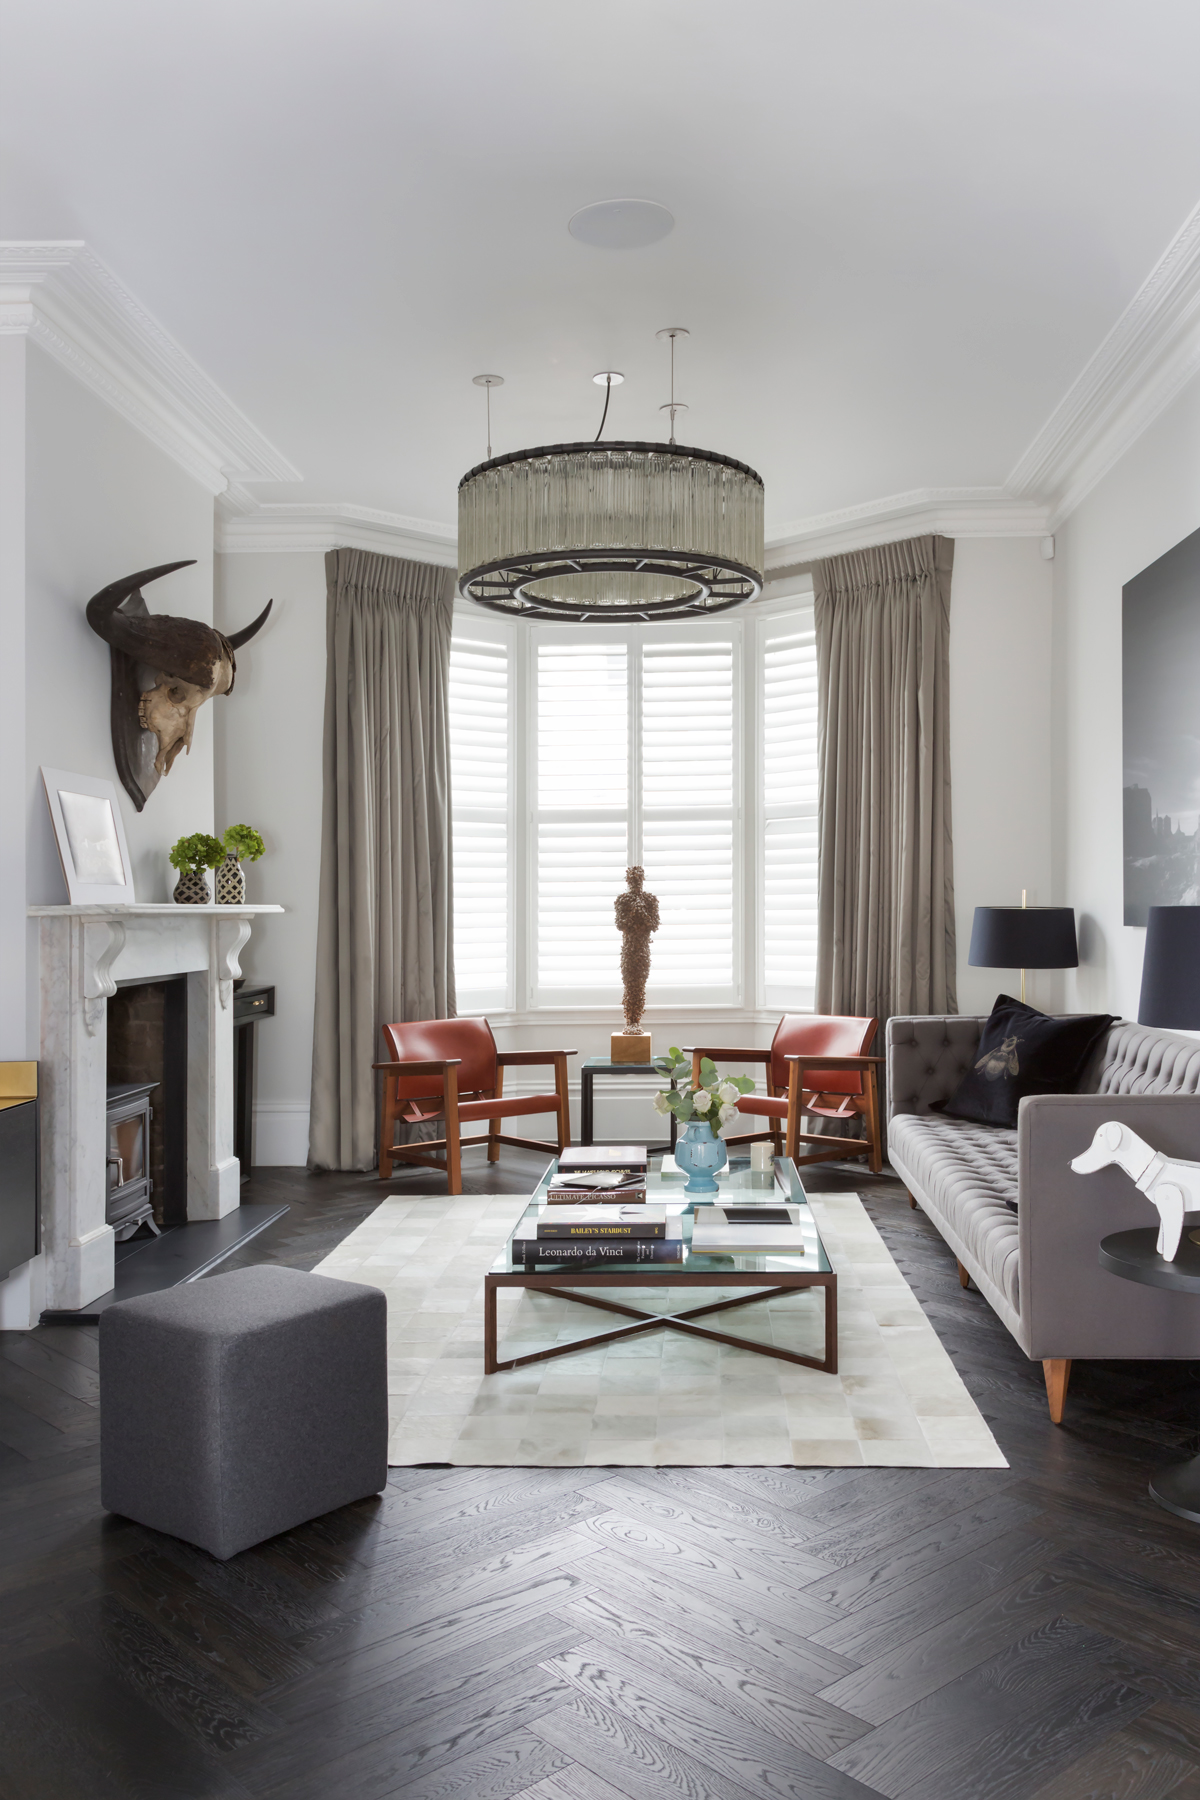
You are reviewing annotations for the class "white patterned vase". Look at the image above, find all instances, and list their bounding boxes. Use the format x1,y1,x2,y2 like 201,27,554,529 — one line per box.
215,852,246,905
173,868,211,904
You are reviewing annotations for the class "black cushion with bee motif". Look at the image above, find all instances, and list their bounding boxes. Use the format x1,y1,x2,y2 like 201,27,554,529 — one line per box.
931,995,1118,1128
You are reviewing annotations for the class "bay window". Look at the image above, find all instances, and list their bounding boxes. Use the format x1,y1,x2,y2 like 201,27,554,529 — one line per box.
450,592,816,1017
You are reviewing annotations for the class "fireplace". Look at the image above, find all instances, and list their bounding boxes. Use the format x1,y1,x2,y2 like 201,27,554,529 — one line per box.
30,902,280,1314
106,977,187,1229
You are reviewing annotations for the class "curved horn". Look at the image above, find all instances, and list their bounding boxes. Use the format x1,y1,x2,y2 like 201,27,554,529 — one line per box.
224,597,273,650
86,560,197,651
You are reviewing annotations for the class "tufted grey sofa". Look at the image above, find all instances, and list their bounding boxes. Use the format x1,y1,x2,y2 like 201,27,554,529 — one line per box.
887,1015,1200,1421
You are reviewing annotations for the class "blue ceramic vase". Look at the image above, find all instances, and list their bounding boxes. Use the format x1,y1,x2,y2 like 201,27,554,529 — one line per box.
676,1120,728,1195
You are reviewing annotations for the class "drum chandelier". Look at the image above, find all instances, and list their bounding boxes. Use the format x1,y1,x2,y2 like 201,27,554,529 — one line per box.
457,329,765,623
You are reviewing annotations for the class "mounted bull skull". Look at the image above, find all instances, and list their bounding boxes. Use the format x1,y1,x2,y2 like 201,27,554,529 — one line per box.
87,560,272,811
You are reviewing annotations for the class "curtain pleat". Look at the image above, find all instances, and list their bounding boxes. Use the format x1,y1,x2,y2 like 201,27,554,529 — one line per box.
308,548,455,1171
814,534,956,1025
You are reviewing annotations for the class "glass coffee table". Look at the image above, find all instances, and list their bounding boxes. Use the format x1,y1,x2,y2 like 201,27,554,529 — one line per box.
484,1155,836,1376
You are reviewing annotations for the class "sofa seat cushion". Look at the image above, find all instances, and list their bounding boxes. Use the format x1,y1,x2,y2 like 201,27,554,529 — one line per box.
889,1114,1021,1312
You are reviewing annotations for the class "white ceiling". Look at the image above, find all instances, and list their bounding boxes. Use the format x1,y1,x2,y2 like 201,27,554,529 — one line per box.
4,0,1200,543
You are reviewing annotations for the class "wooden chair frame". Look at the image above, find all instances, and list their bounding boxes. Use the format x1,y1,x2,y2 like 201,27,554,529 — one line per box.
373,1049,574,1193
689,1045,885,1175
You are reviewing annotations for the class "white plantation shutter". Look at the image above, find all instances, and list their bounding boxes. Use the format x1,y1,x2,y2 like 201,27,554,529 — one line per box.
642,641,736,994
535,642,628,997
533,631,738,1004
449,632,510,1007
761,605,819,1007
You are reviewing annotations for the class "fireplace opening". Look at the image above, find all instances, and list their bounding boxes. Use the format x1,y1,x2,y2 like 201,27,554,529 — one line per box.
106,978,188,1231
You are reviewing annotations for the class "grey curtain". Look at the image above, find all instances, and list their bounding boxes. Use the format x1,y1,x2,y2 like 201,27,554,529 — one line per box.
813,534,956,1024
308,548,456,1171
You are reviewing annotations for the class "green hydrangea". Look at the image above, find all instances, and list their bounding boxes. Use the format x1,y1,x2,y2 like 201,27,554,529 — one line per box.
222,824,266,862
169,833,225,874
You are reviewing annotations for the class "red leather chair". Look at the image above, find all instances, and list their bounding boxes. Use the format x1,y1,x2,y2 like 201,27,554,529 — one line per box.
690,1015,883,1173
374,1017,575,1193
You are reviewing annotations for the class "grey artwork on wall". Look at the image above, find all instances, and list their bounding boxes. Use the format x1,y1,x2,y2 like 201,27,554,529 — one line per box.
1123,523,1200,925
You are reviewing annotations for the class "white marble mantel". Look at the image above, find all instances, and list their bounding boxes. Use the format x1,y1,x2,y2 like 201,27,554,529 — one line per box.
30,904,283,1312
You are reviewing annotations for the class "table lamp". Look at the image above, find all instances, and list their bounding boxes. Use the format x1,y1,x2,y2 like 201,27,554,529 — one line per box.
968,894,1078,1005
1138,906,1200,1027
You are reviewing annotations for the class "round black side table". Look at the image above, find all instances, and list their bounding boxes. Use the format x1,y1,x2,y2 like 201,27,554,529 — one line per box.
1099,1226,1200,1523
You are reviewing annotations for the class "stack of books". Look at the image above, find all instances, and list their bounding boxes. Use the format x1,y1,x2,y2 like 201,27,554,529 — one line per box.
547,1144,649,1205
690,1204,809,1255
516,1204,683,1264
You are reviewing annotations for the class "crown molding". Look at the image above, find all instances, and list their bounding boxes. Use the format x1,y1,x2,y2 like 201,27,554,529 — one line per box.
0,241,298,497
1007,198,1200,527
764,489,1051,565
216,492,457,564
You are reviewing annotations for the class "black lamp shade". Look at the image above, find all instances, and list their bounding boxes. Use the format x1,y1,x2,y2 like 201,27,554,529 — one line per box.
1138,906,1200,1028
968,906,1079,971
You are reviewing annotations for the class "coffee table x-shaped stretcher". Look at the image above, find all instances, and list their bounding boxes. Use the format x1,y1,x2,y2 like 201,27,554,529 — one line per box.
483,1265,838,1375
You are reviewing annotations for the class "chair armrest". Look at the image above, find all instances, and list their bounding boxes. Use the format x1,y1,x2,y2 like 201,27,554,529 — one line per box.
783,1055,884,1068
684,1047,772,1062
496,1049,577,1066
1018,1092,1200,1361
372,1059,462,1077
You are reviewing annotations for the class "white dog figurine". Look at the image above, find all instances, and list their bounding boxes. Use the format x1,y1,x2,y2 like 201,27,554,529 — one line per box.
1071,1121,1200,1261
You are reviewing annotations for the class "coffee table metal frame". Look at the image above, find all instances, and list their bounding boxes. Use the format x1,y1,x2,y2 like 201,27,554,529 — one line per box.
484,1158,837,1377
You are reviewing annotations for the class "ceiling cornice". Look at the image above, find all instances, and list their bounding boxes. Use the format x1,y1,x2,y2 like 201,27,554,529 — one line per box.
0,241,298,497
1006,198,1200,528
216,490,457,565
764,490,1051,565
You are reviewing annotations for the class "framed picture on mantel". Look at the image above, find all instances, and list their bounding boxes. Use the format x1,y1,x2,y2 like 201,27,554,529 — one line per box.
41,768,135,906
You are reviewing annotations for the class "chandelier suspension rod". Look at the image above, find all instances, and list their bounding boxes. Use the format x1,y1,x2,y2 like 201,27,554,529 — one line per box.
594,375,613,443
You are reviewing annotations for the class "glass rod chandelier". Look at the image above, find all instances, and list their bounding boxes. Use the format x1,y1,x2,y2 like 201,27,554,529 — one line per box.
457,331,765,622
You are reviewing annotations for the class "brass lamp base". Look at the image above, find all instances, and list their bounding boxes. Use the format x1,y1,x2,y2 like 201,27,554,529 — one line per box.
611,1031,652,1064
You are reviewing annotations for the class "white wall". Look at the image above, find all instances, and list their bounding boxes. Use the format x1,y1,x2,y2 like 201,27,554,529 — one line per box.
1056,375,1200,1021
949,537,1056,1015
25,347,216,912
214,550,326,1165
0,344,217,1328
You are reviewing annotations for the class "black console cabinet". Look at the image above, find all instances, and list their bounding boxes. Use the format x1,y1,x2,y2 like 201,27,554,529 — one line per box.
233,985,275,1177
0,1063,38,1281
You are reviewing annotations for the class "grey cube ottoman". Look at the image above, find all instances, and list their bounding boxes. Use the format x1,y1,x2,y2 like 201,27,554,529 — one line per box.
100,1264,387,1559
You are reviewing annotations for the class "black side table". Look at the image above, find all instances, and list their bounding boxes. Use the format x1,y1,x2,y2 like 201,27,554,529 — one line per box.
579,1057,677,1153
1100,1226,1200,1522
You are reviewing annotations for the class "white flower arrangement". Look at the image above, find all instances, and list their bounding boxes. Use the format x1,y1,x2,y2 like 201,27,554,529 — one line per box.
653,1047,755,1140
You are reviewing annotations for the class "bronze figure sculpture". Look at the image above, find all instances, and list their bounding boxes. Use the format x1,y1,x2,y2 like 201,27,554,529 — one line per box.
86,560,273,811
613,865,659,1062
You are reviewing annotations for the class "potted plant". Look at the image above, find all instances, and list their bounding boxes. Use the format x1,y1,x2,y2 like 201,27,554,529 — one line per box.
216,824,266,905
653,1048,755,1195
169,832,225,905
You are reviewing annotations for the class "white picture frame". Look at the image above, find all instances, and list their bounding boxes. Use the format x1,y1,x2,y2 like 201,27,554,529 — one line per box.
41,768,135,905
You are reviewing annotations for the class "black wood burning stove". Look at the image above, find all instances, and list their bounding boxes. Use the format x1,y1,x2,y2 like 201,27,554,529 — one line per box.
106,1082,159,1240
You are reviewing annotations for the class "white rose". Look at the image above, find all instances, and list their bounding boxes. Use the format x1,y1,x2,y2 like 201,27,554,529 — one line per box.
692,1088,713,1113
652,1091,671,1116
717,1082,738,1104
718,1102,738,1125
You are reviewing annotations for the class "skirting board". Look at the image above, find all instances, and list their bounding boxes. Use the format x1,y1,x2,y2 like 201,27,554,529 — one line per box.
252,1103,311,1167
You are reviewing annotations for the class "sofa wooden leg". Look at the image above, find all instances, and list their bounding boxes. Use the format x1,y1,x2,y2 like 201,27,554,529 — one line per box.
956,1259,970,1289
1043,1358,1072,1425
908,1193,917,1209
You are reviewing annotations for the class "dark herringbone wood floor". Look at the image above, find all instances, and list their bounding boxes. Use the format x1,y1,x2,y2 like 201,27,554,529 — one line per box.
4,1156,1200,1799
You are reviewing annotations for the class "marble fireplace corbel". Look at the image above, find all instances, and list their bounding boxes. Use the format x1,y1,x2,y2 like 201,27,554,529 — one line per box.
29,903,283,1313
